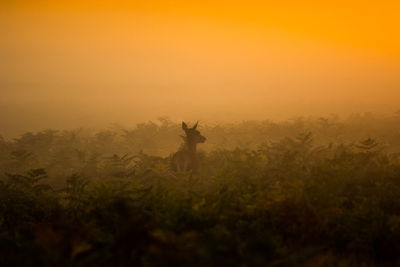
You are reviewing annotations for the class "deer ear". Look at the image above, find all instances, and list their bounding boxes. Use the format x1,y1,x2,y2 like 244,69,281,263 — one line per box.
182,122,188,130
192,121,198,130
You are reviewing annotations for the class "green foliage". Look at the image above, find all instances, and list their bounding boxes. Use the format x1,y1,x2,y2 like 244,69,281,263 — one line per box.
0,168,55,230
1,117,400,265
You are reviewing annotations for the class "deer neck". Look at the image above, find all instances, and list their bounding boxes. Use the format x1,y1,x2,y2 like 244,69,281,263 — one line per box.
186,140,197,154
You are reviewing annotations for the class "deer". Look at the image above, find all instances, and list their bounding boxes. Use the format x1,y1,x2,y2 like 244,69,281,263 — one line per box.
171,121,206,172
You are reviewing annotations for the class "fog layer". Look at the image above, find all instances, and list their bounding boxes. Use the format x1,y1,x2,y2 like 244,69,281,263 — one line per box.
1,1,399,137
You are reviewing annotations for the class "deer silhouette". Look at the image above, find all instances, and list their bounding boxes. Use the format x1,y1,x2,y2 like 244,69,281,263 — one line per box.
171,121,206,172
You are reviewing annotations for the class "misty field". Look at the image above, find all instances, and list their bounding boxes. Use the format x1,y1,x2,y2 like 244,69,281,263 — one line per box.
2,114,400,266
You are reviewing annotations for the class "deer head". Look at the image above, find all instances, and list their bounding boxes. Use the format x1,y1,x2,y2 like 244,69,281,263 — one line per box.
171,121,206,172
182,121,206,150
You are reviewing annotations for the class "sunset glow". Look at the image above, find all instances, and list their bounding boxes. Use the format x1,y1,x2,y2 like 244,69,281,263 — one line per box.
1,1,399,136
3,3,400,264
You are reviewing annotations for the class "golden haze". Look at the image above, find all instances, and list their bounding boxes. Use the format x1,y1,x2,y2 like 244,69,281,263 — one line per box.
0,1,399,137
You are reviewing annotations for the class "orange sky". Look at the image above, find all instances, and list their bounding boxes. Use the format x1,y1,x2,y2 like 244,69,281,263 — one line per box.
0,1,399,136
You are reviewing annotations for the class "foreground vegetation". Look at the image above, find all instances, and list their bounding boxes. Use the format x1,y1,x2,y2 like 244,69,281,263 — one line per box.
1,115,400,266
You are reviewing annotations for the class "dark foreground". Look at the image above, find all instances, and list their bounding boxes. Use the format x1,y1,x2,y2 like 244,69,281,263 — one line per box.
1,119,400,266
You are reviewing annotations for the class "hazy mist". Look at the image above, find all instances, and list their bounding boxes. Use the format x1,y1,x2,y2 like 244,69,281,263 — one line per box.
1,1,399,138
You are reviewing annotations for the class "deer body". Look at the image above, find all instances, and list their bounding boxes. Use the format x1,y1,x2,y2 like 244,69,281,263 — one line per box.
171,122,206,172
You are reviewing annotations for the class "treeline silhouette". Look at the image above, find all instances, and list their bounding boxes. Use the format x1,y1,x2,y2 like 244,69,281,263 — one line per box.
1,114,400,266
